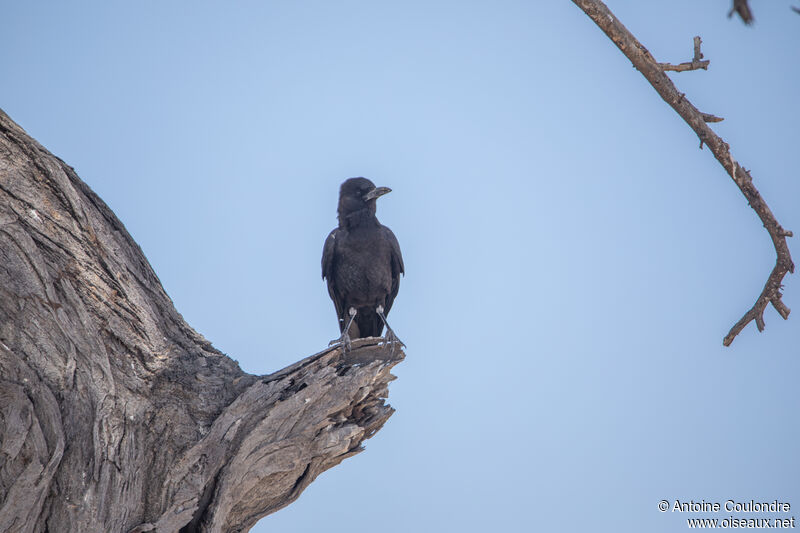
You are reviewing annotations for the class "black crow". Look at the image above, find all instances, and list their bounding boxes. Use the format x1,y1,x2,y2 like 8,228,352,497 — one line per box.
322,177,404,345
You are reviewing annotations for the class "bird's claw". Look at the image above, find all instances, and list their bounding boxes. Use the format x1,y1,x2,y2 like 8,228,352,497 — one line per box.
329,332,353,352
383,328,405,348
379,319,404,358
329,307,357,352
375,305,403,355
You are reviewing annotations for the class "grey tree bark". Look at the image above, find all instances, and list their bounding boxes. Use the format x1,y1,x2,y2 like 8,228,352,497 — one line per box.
0,109,403,533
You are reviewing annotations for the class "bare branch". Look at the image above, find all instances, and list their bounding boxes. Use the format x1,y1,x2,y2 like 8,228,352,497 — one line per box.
571,0,794,346
729,0,754,24
693,36,705,62
701,112,724,123
659,60,709,73
659,36,710,72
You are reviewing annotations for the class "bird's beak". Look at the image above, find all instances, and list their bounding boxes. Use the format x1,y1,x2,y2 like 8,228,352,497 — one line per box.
363,186,392,201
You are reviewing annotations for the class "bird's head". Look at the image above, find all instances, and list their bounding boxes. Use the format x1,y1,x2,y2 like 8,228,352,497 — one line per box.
337,177,391,222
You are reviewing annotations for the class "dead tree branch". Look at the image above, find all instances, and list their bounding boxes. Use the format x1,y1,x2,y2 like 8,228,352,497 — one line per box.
570,0,794,346
0,108,403,532
729,0,755,24
659,36,710,72
701,112,724,123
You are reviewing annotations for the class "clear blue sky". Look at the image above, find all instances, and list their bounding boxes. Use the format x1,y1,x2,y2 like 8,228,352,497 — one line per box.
3,2,799,531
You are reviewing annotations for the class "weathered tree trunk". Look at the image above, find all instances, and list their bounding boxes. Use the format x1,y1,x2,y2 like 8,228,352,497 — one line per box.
0,109,403,533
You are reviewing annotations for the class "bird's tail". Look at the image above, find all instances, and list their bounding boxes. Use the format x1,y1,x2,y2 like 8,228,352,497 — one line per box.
355,307,384,338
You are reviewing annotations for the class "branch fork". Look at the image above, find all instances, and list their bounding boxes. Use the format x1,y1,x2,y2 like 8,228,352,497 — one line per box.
572,0,794,345
659,36,710,72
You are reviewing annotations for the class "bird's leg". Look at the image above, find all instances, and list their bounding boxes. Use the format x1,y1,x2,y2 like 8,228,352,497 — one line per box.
329,307,357,351
342,307,357,348
376,305,404,351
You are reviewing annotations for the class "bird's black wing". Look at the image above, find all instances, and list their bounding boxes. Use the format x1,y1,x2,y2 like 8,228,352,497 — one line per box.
381,225,404,315
322,229,345,328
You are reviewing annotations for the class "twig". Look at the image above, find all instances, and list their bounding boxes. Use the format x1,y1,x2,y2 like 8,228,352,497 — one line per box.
571,0,794,346
729,0,754,24
659,36,710,72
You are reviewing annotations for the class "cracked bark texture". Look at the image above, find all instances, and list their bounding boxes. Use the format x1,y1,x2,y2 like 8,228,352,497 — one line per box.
0,108,402,533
